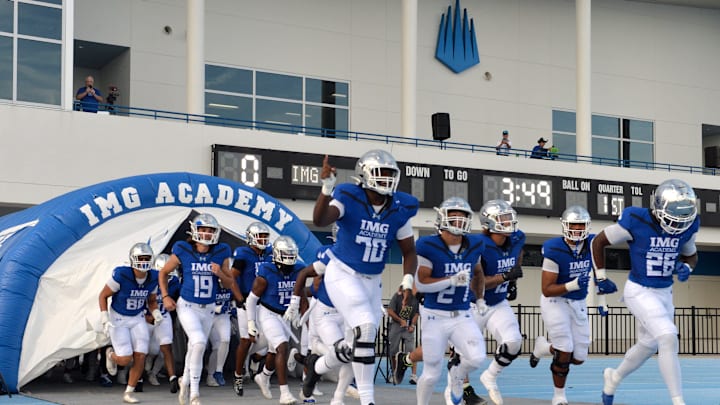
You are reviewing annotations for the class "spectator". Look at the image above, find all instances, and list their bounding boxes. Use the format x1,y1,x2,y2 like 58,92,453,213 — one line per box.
549,144,559,160
530,138,550,159
75,76,104,113
387,284,420,384
496,130,512,156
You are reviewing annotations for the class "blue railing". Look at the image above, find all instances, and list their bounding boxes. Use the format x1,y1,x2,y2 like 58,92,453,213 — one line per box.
76,101,719,176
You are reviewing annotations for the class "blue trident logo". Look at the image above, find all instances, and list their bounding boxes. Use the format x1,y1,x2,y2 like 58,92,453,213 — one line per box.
435,0,479,74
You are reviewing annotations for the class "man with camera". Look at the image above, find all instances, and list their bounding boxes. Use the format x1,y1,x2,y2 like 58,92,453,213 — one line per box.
75,75,104,113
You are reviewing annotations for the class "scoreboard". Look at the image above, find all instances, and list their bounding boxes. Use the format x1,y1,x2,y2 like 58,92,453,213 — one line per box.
212,144,720,227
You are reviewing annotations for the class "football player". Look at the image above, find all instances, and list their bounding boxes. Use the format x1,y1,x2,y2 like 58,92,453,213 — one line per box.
530,206,596,405
246,236,306,405
308,150,419,405
204,282,233,387
158,213,241,405
470,199,525,405
144,253,180,393
99,242,161,404
231,221,272,396
594,179,698,405
414,197,487,405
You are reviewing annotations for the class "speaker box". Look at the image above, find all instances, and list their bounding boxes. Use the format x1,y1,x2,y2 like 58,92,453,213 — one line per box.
705,146,720,168
431,112,451,141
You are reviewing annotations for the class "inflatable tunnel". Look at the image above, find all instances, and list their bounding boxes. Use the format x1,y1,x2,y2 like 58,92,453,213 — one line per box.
0,172,321,391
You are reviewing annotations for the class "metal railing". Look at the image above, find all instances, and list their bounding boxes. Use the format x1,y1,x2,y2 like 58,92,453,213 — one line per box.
74,101,720,176
375,305,720,357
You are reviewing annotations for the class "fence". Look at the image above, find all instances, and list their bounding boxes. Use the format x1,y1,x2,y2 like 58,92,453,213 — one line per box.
375,305,720,358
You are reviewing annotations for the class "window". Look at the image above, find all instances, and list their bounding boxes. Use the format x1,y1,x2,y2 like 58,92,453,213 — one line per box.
205,65,349,137
0,1,63,106
552,110,654,167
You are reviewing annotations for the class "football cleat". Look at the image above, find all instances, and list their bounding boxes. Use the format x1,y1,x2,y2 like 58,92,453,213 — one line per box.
206,373,219,387
105,347,117,376
447,354,463,405
122,392,139,404
233,372,243,396
169,375,179,393
213,371,225,386
302,354,322,399
178,377,189,405
463,385,488,405
288,347,299,371
393,352,409,384
279,390,298,404
480,370,503,405
255,372,272,399
147,372,160,386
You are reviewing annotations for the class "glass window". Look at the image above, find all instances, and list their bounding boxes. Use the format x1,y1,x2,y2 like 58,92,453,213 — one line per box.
0,36,11,100
628,119,653,142
628,142,654,167
552,132,576,161
17,39,61,105
0,1,13,33
205,65,252,95
592,137,620,166
592,115,620,138
19,3,62,40
305,105,348,137
552,110,575,133
38,0,63,5
205,92,252,126
306,79,348,106
256,72,301,100
256,99,302,130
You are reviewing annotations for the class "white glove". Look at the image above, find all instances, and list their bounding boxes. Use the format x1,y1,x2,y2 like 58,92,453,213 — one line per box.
248,320,259,337
283,295,301,325
449,269,470,287
100,311,113,336
321,174,336,196
152,309,163,325
475,299,489,316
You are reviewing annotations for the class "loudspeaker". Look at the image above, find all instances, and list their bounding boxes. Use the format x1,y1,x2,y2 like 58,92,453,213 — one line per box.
431,113,451,141
705,146,720,168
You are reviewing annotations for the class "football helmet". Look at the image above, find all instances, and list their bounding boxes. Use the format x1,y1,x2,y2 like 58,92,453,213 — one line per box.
129,242,154,272
434,197,473,235
272,236,299,268
354,149,400,196
651,179,697,235
190,213,221,245
561,205,591,242
246,222,271,249
479,199,518,234
153,253,179,279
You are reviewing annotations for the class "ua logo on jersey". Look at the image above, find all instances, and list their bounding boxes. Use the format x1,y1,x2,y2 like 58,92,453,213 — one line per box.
650,237,680,250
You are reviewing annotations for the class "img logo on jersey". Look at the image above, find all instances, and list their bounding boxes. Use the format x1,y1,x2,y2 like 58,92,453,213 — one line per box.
130,290,149,298
496,257,516,271
569,260,591,277
191,262,213,273
649,237,680,252
444,262,472,275
358,220,390,238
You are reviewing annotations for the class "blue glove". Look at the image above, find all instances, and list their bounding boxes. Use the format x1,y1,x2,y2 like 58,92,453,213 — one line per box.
675,261,691,282
597,295,609,317
577,273,590,290
596,278,618,295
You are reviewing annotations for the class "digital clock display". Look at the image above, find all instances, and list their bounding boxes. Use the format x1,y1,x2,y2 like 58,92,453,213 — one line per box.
483,175,553,210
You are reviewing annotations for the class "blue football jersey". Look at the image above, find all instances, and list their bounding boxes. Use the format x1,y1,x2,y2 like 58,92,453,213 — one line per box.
215,287,233,314
257,261,305,314
313,246,334,308
110,267,159,316
173,240,232,305
155,275,180,315
330,183,418,275
618,207,700,288
416,234,485,311
542,235,595,300
232,245,272,296
477,230,526,306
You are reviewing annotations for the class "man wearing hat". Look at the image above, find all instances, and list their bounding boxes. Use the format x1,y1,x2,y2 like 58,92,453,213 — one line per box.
496,130,512,156
531,137,550,159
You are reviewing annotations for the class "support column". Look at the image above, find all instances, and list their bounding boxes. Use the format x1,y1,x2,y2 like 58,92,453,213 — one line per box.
576,0,592,157
401,0,417,138
187,0,205,116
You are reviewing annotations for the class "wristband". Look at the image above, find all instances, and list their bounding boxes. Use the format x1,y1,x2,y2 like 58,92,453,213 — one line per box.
162,294,169,299
594,268,607,280
564,278,580,292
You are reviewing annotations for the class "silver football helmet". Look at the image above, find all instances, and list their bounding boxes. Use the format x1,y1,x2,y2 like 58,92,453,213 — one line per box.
354,149,400,196
272,236,299,266
246,222,271,249
190,213,221,245
561,205,591,242
129,242,154,272
651,179,697,235
154,253,179,278
435,197,474,235
479,199,518,234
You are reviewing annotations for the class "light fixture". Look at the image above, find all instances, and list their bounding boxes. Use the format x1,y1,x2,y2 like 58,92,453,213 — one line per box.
208,103,238,109
331,93,347,98
285,112,301,116
265,120,290,125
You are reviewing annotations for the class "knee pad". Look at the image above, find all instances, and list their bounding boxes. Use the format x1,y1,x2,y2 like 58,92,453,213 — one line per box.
352,323,376,365
333,339,352,364
494,341,521,367
657,333,679,354
550,350,571,378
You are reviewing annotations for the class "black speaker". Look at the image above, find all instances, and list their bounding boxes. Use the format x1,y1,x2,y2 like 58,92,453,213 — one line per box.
705,146,720,168
431,112,451,141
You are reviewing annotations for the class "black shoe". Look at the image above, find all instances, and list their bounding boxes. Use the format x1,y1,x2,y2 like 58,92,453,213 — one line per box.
302,354,322,398
233,373,243,396
393,352,409,385
463,384,488,405
169,376,179,394
135,377,144,392
529,353,540,368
